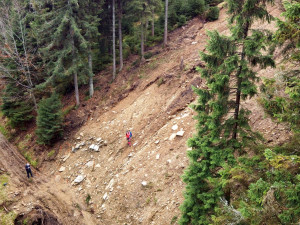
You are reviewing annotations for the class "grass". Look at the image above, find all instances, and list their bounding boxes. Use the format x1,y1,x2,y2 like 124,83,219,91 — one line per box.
0,174,9,205
47,150,55,158
170,216,178,224
0,210,16,225
0,125,9,138
23,152,38,168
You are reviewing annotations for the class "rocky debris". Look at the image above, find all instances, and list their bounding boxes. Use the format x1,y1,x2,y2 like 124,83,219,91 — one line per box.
95,164,101,168
156,154,160,160
176,130,185,136
169,133,176,141
155,140,160,144
85,161,94,168
172,124,178,130
141,181,148,186
59,166,66,172
73,175,85,185
103,192,108,200
106,178,115,191
62,153,71,162
89,144,100,152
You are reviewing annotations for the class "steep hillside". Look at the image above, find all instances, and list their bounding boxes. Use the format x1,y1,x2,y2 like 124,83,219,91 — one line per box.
0,3,292,225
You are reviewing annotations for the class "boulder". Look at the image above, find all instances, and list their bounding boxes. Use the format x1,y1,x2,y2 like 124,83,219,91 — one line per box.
169,133,176,141
176,130,185,136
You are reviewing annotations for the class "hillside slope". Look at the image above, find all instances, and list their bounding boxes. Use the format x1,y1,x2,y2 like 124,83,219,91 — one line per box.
0,3,291,225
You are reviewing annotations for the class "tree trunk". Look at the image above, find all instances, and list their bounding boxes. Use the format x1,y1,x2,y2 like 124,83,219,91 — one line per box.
145,18,148,43
118,0,123,72
141,21,145,61
70,29,80,106
151,11,155,37
112,0,116,80
29,89,38,112
88,45,94,97
232,22,250,140
163,0,168,47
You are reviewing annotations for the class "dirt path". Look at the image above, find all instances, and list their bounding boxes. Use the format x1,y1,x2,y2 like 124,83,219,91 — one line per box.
0,133,97,224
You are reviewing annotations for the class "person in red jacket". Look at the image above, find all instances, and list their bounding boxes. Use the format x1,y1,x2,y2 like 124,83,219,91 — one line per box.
126,130,132,146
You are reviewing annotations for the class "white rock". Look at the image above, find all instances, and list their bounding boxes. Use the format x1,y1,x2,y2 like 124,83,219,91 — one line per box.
155,140,160,144
156,154,160,160
73,175,85,184
141,181,148,186
187,147,192,151
63,153,71,161
59,166,65,172
169,133,177,141
80,132,84,136
86,161,94,167
133,142,138,146
103,192,108,200
95,164,101,168
106,178,115,191
176,130,185,136
167,159,172,164
96,138,102,142
172,124,178,130
192,41,197,45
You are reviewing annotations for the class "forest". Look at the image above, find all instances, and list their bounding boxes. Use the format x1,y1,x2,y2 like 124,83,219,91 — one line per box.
0,0,299,224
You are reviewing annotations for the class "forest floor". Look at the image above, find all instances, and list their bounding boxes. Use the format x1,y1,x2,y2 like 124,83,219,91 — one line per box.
0,3,291,225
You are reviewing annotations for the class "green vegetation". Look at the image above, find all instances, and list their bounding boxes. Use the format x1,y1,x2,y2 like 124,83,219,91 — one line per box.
24,152,38,168
47,150,56,158
36,93,63,145
180,1,299,224
0,210,16,225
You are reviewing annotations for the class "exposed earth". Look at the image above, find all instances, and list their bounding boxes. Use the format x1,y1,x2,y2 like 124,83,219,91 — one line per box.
0,3,291,225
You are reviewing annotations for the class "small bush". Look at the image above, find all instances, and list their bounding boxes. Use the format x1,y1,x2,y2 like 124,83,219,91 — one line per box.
47,150,55,158
206,6,220,21
24,152,38,168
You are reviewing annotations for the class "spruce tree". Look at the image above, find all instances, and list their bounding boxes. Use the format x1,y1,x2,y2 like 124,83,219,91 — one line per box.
180,0,275,224
36,0,88,106
36,93,63,145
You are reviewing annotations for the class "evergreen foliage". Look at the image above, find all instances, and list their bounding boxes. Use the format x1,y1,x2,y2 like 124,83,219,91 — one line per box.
273,0,300,62
180,0,275,224
36,93,63,145
206,6,219,21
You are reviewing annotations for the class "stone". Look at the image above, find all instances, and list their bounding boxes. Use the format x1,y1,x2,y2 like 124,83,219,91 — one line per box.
55,175,61,182
59,166,66,172
192,41,197,45
176,130,185,136
155,140,160,144
103,192,108,200
89,144,100,152
169,133,176,141
95,164,101,168
156,154,160,160
63,153,71,162
106,178,115,191
86,161,94,168
73,175,85,184
80,132,84,136
167,159,172,164
172,124,178,130
141,181,148,186
96,138,102,142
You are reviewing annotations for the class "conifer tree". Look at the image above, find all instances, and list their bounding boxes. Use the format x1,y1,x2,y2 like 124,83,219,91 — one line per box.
37,0,88,106
36,93,63,145
180,0,275,224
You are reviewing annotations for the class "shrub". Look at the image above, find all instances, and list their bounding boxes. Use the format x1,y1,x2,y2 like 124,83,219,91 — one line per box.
206,6,220,21
36,93,63,145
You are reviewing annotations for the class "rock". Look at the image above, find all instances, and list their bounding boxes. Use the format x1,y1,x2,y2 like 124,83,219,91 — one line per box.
80,132,84,136
192,41,197,45
103,141,108,146
59,166,66,172
62,153,71,161
106,178,115,191
103,192,108,200
172,124,178,130
73,175,85,184
169,133,176,141
176,130,185,136
86,161,94,168
95,164,101,168
141,181,148,186
76,137,81,140
156,154,160,160
155,140,160,144
133,142,138,146
89,144,100,152
54,175,61,183
187,147,192,151
96,138,102,142
128,153,133,157
167,159,172,164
